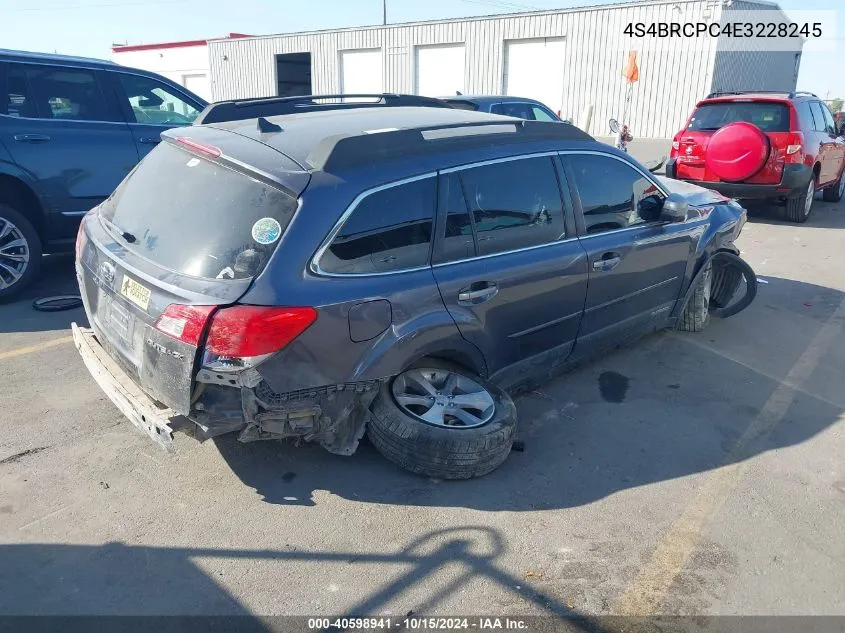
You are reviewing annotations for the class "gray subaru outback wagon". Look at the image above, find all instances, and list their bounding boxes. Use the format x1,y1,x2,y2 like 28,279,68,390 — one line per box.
73,106,754,479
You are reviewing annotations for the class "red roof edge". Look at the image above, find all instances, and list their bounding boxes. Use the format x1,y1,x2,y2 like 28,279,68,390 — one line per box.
112,33,251,53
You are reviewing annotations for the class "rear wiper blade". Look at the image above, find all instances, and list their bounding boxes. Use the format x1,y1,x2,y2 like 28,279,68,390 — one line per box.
101,217,137,244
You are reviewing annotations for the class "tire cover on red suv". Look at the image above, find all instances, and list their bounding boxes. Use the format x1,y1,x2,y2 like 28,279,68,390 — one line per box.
705,121,770,182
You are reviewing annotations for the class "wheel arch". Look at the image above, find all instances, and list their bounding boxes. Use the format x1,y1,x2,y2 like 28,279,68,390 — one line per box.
0,172,47,238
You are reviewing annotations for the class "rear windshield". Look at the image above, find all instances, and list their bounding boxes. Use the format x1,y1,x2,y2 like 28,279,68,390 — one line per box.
99,142,297,280
687,102,790,132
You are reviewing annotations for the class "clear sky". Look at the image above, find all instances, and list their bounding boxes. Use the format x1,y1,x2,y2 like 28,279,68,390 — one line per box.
1,0,842,104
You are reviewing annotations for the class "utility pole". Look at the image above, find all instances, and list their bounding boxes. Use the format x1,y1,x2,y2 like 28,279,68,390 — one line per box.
383,0,387,25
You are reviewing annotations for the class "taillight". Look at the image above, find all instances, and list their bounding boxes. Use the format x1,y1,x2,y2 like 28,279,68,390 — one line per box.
773,131,804,164
75,220,86,261
203,306,317,372
154,304,215,346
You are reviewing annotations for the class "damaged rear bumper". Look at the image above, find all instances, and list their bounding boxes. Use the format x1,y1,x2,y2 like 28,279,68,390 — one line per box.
73,322,381,456
71,323,177,450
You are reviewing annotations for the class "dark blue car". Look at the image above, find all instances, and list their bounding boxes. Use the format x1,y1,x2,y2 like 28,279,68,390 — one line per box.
72,106,754,479
440,94,566,122
0,49,207,299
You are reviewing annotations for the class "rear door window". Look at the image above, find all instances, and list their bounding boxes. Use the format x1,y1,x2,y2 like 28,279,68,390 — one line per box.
492,102,535,120
567,154,666,234
99,142,298,280
19,64,113,122
2,64,37,118
317,177,435,275
687,102,790,132
456,156,564,256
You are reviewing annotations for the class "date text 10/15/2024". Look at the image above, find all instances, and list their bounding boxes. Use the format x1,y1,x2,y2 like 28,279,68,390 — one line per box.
307,617,530,630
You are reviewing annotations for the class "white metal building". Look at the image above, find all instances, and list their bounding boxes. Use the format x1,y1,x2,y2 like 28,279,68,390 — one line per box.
208,0,801,141
112,33,250,101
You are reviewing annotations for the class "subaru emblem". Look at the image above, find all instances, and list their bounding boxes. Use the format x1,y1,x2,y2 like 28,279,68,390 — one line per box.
100,261,115,285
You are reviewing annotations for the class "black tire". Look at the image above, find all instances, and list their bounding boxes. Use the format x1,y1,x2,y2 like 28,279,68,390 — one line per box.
368,361,517,480
785,177,815,223
822,169,845,203
677,261,711,333
710,262,742,309
0,204,42,302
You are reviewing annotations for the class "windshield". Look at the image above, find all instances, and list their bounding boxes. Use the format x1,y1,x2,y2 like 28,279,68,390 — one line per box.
99,142,297,280
688,102,790,132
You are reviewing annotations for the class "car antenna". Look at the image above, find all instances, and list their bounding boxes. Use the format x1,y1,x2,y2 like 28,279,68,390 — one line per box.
455,90,463,96
257,117,283,133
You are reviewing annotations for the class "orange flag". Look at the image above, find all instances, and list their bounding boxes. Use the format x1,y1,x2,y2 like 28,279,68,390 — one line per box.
622,51,639,83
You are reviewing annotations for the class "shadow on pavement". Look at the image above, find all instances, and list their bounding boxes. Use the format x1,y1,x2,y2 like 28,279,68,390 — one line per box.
744,196,844,229
0,253,86,334
214,276,844,511
0,526,609,630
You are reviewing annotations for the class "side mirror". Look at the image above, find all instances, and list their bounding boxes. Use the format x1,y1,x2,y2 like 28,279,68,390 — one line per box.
660,193,688,223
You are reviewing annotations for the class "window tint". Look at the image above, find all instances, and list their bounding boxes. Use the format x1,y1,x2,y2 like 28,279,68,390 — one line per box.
117,74,200,125
819,103,836,134
435,173,476,264
568,154,666,234
444,100,479,111
21,65,110,121
797,101,816,132
687,102,789,132
3,65,36,118
319,177,435,274
100,142,297,280
531,105,557,121
458,156,564,256
492,102,535,120
809,102,828,133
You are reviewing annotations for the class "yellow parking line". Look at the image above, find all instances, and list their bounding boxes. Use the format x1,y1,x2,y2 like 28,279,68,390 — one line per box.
0,336,73,361
613,295,845,616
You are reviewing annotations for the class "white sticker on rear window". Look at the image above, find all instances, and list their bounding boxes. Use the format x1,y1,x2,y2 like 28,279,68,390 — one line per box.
186,158,200,167
251,217,282,245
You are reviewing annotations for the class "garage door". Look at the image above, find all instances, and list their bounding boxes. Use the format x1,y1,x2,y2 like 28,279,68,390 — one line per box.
503,38,566,114
415,44,465,97
340,49,383,94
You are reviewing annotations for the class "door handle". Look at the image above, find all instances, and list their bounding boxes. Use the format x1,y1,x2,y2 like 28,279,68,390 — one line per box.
13,134,51,143
592,253,622,272
139,137,160,145
458,282,498,305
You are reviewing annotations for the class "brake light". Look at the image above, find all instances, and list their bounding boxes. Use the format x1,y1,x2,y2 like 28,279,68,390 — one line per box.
773,131,804,164
75,220,86,261
154,304,215,346
175,136,222,158
202,306,317,371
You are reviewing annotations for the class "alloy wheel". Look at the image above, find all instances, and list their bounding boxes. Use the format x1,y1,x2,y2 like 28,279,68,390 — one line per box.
391,368,495,428
804,179,815,217
0,217,30,291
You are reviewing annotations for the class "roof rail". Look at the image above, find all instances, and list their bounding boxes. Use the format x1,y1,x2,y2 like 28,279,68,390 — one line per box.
705,90,793,99
195,93,453,125
705,90,818,100
306,119,594,173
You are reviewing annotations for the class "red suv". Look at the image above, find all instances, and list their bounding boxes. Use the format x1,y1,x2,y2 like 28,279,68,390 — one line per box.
667,91,845,222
